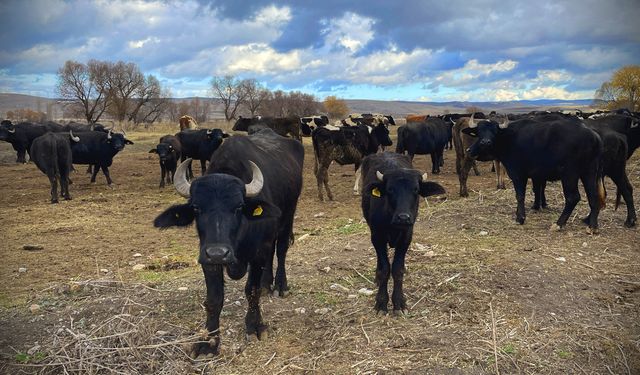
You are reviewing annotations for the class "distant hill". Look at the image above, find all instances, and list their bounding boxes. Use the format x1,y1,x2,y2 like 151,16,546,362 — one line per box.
0,93,596,121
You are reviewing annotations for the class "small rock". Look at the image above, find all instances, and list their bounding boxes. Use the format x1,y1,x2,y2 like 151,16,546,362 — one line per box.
18,267,27,273
23,245,44,251
132,264,146,271
133,253,143,258
314,308,330,315
347,294,357,299
294,307,306,314
330,283,349,292
414,243,427,251
297,233,310,242
29,304,41,314
425,250,435,257
27,345,41,355
358,288,374,296
321,266,331,273
100,268,109,273
460,223,467,229
155,330,169,336
581,242,588,248
313,212,326,218
555,257,566,262
177,287,188,291
234,301,242,306
479,230,488,236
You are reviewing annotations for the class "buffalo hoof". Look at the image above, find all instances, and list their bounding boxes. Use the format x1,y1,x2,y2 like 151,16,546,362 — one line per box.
186,336,219,360
624,218,637,228
586,227,599,235
516,216,525,225
460,190,469,198
275,288,290,297
531,205,541,211
64,195,72,201
246,325,269,342
549,223,562,231
374,302,388,314
51,199,59,204
497,184,506,190
259,287,272,297
392,309,408,317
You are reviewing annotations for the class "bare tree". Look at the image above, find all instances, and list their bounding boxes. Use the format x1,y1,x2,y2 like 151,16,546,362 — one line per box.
106,61,145,122
465,106,483,114
241,79,269,116
191,97,211,123
210,75,248,121
56,59,110,124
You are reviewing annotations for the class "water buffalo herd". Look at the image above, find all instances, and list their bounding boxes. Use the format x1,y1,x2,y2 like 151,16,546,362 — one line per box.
1,108,638,358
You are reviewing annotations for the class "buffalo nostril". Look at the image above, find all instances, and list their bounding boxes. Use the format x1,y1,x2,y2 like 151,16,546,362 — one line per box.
396,213,411,223
205,246,231,263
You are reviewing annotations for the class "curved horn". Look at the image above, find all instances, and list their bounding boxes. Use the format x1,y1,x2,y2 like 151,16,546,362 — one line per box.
376,170,384,181
173,158,192,198
244,160,264,197
69,130,79,142
421,172,428,182
468,113,477,128
499,115,510,129
8,127,16,133
107,129,112,140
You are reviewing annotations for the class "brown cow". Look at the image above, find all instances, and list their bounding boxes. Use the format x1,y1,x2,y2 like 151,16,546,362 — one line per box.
179,115,198,131
405,114,429,123
452,115,506,197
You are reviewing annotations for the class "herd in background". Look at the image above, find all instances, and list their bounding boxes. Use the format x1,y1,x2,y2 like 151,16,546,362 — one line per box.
1,107,639,359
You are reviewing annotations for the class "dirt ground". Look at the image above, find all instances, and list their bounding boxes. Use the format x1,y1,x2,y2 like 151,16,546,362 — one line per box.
0,124,639,374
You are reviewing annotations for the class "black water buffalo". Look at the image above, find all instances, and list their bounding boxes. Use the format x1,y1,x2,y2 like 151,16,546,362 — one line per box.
149,135,182,188
585,114,640,158
361,152,445,313
176,128,228,178
396,117,450,174
154,128,304,358
312,122,392,201
70,130,134,185
462,115,605,232
30,131,77,203
233,116,301,140
0,121,50,163
452,116,506,197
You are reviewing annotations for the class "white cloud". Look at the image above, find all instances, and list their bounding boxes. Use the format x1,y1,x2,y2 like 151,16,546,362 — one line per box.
522,86,585,100
321,12,375,53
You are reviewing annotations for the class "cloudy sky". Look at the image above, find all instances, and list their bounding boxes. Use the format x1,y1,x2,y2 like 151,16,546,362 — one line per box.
1,0,639,102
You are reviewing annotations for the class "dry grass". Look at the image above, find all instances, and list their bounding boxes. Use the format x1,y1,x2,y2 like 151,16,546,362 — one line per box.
0,129,639,374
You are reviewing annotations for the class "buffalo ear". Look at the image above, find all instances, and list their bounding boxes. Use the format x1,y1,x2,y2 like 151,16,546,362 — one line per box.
365,182,385,198
154,204,195,228
243,199,282,220
148,149,157,154
461,127,477,137
125,139,134,145
419,181,446,198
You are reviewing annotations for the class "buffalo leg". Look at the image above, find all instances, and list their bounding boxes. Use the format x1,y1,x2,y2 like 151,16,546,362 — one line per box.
430,153,440,174
48,174,59,203
513,177,528,224
245,262,268,340
495,161,506,189
190,265,224,358
391,231,411,314
556,176,581,228
531,178,547,210
616,173,637,227
86,165,93,174
101,165,113,185
90,164,100,183
159,164,166,188
200,159,207,176
371,230,390,313
458,156,475,197
60,168,71,200
274,220,294,296
260,243,275,295
16,148,27,163
579,171,601,231
472,161,480,176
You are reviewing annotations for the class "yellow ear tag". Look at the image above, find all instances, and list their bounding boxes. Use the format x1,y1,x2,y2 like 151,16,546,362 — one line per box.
252,205,263,216
371,187,381,197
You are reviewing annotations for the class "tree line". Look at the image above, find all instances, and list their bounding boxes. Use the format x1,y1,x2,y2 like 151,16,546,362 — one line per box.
56,60,351,126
